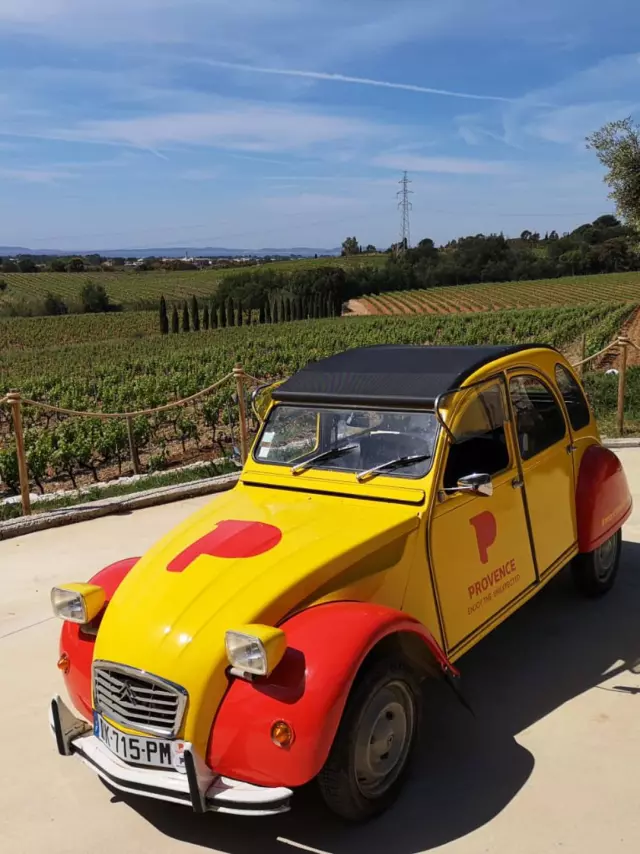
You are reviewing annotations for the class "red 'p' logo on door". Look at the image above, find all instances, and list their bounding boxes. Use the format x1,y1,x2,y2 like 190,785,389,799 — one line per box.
469,511,497,564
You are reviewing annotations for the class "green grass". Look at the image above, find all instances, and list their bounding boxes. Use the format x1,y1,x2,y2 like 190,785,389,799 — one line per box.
0,460,237,522
0,254,384,314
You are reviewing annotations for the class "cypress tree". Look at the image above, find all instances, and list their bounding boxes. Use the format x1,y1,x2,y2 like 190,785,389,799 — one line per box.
191,295,200,331
259,302,266,324
272,298,279,324
159,295,169,334
171,305,179,333
237,299,243,327
219,300,226,328
210,303,218,329
182,301,190,332
227,297,235,327
265,298,272,324
202,303,210,330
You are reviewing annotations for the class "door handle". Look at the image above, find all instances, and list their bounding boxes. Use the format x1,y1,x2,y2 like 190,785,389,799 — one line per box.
512,477,524,489
566,443,577,454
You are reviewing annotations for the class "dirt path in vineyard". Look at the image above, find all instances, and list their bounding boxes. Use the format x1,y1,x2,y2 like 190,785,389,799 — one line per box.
345,299,372,315
594,306,640,371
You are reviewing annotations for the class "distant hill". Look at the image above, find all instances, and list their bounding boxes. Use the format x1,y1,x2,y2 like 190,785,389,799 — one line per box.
0,246,342,259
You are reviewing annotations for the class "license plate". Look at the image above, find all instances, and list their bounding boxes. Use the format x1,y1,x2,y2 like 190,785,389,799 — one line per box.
93,714,186,772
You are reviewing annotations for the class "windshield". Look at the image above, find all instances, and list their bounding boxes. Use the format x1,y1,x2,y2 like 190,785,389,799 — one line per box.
254,405,438,479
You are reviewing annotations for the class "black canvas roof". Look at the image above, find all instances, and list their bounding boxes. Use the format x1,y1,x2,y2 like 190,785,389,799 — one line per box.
272,344,553,408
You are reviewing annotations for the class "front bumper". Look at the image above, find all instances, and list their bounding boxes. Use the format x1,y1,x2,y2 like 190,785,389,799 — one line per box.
49,696,292,816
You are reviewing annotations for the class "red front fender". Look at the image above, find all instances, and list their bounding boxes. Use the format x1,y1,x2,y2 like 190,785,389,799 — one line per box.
59,557,139,720
576,445,632,553
207,602,454,788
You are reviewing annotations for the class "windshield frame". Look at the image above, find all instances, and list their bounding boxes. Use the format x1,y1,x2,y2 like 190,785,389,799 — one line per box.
251,403,440,481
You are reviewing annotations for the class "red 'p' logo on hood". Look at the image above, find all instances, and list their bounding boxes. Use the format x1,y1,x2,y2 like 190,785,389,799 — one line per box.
167,520,282,573
469,511,497,565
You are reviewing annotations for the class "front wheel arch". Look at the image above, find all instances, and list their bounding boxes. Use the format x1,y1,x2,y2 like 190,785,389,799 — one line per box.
208,602,454,789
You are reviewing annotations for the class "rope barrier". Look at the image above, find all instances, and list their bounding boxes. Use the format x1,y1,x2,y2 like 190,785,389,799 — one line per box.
571,339,619,368
7,372,236,420
569,335,639,368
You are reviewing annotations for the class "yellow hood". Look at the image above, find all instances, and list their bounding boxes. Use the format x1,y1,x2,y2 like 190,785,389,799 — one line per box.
94,482,420,753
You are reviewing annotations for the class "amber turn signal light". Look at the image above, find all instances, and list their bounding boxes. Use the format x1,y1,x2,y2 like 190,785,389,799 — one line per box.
57,653,70,674
271,720,294,748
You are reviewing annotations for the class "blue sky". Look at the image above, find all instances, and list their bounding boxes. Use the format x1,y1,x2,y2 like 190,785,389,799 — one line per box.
0,0,638,250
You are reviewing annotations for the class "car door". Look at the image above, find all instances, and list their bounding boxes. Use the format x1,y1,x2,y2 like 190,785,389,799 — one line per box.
508,372,578,576
429,379,538,652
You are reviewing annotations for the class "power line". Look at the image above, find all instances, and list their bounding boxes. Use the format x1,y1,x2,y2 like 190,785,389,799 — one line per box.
396,171,413,254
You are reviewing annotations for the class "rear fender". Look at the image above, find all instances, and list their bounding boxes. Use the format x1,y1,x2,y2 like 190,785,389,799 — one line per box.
59,557,139,719
207,601,455,788
576,445,632,553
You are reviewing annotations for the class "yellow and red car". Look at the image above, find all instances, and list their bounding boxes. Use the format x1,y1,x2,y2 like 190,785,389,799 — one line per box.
50,344,632,821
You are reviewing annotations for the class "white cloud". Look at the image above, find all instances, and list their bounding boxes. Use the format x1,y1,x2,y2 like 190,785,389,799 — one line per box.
51,102,387,154
525,101,639,146
372,154,514,174
0,167,75,183
471,53,640,150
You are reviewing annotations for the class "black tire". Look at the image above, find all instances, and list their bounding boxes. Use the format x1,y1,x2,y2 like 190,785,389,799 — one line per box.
317,656,422,822
571,529,622,597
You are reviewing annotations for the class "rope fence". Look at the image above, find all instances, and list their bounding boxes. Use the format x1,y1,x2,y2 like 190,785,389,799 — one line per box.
0,364,260,517
1,339,638,518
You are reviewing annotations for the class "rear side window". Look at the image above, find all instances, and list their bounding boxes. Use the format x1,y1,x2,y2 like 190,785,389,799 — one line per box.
509,375,566,461
555,364,591,431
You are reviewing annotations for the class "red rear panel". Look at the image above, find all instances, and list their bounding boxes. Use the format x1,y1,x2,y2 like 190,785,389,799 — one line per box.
576,445,632,552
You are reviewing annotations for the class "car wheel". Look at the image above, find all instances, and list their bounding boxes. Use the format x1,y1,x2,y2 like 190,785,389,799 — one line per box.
317,657,421,822
571,530,622,597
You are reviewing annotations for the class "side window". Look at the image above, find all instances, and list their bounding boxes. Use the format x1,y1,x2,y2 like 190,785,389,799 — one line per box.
443,383,510,489
509,375,566,461
555,364,591,431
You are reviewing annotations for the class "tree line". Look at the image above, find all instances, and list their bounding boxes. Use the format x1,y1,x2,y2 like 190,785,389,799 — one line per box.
155,215,640,333
158,283,341,335
341,215,640,296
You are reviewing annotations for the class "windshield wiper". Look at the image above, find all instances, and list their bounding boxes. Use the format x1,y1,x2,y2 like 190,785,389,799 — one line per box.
356,454,431,483
291,443,359,475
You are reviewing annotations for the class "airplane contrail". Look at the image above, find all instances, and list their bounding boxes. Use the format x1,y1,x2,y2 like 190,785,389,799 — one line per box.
195,59,513,103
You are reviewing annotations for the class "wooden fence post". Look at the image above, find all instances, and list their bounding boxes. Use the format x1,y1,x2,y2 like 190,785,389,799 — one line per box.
234,364,249,463
126,416,141,475
617,337,629,437
577,334,586,378
8,391,31,516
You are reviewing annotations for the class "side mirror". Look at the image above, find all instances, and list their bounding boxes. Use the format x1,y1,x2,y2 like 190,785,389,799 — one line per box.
457,472,493,497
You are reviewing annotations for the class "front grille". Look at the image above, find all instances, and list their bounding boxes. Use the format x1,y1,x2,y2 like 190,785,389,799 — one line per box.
93,661,187,737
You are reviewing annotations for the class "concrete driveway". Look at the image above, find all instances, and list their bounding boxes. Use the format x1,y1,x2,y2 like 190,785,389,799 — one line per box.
2,453,640,854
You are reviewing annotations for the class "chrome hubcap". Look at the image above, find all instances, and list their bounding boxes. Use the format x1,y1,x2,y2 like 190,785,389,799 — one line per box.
595,534,617,581
354,681,414,798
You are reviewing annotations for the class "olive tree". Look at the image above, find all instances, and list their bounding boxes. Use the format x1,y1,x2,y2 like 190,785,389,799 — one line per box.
587,118,640,230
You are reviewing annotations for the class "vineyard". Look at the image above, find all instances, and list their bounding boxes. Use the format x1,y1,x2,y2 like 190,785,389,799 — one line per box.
355,272,640,315
0,303,634,502
3,271,640,353
0,255,383,314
